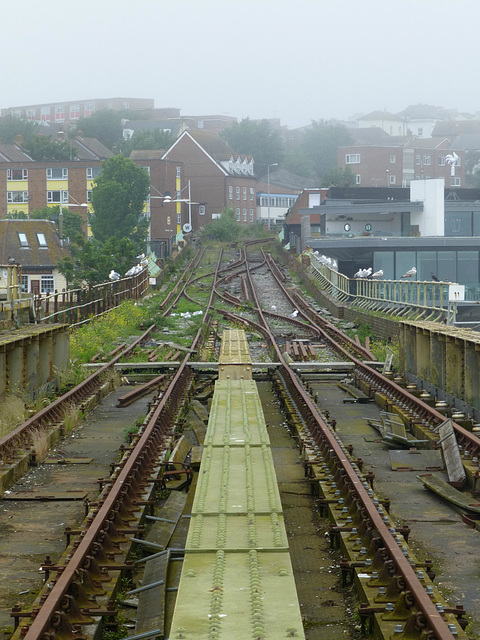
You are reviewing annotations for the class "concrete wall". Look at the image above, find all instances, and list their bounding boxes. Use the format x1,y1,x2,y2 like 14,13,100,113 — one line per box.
0,324,69,399
410,178,445,236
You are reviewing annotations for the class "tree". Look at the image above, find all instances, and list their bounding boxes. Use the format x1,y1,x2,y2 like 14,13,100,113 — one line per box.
0,114,38,144
285,120,354,183
221,119,285,177
71,110,124,150
202,208,241,241
90,155,150,250
31,206,84,244
59,236,139,286
320,166,356,188
119,128,175,156
22,135,77,161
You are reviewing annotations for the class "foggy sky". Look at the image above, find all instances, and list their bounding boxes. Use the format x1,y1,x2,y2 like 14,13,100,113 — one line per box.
3,0,479,129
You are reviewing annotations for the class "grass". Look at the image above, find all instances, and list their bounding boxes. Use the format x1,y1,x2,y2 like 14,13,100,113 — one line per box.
31,430,49,461
0,396,25,438
70,299,151,364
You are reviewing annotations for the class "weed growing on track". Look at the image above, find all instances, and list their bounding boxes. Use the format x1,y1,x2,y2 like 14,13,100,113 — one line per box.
0,396,25,437
70,300,151,364
31,430,49,461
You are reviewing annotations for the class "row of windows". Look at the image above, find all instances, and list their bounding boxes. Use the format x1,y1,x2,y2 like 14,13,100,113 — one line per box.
21,102,99,123
7,190,93,203
235,208,255,222
21,274,55,293
6,167,102,181
258,196,297,208
228,186,255,201
346,153,462,167
18,232,47,248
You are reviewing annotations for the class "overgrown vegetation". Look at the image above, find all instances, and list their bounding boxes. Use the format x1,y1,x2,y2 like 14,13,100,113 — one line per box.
0,396,25,438
70,299,151,364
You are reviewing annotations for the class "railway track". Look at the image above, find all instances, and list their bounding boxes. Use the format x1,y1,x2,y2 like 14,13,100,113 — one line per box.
2,241,478,640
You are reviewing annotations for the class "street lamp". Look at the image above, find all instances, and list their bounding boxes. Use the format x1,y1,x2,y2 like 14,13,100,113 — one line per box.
58,187,88,244
267,163,278,230
163,180,198,234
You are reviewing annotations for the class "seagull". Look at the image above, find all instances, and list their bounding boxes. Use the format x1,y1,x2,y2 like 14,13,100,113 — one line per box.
289,309,298,318
353,268,363,278
136,253,146,260
124,266,140,277
365,267,372,277
401,267,417,279
431,273,440,282
271,305,277,311
109,270,121,281
371,269,384,279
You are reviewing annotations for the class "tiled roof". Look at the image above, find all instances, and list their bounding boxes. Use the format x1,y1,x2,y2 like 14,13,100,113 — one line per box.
0,143,33,162
130,150,167,160
187,130,235,161
72,137,113,160
358,110,404,122
0,220,72,267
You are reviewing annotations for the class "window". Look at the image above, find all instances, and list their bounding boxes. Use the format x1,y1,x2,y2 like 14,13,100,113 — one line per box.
7,191,28,203
229,185,233,199
7,169,28,180
176,166,181,178
236,208,240,221
415,155,421,165
87,190,92,202
18,232,29,247
243,187,247,200
356,174,361,184
345,154,360,164
197,120,204,129
84,102,95,117
40,107,50,122
21,275,28,293
389,175,396,185
250,187,254,201
250,209,254,222
418,128,423,137
26,108,36,121
236,186,240,200
41,275,55,294
423,155,431,166
438,157,445,166
243,208,247,222
199,205,206,216
86,167,101,180
122,101,130,110
47,191,68,203
47,167,68,180
451,177,461,187
177,213,182,224
390,155,396,164
36,233,47,247
55,105,65,123
69,104,80,120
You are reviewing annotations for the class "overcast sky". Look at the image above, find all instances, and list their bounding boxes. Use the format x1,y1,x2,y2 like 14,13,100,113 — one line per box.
3,0,479,128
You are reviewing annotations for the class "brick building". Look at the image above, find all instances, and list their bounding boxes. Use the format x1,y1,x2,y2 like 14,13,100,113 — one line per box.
162,131,258,229
338,140,465,188
1,97,155,127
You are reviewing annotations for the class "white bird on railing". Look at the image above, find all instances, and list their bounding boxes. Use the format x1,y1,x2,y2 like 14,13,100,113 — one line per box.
354,268,363,278
136,253,146,260
365,267,372,277
290,309,298,318
401,266,417,279
371,269,384,279
125,265,142,277
109,270,121,281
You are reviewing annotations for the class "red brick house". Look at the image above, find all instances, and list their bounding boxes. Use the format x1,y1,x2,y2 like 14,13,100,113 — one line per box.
162,131,258,229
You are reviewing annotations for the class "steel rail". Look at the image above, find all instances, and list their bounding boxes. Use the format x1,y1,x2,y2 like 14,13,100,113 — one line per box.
240,247,456,640
22,246,228,640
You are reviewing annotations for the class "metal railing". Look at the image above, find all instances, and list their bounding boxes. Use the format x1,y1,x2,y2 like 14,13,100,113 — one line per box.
308,254,450,320
34,268,149,326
